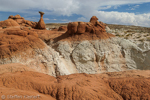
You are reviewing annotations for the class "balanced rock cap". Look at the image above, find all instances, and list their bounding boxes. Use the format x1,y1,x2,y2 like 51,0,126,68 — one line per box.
39,11,45,15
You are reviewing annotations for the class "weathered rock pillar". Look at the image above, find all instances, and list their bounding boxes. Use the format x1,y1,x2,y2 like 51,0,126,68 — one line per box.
36,11,46,29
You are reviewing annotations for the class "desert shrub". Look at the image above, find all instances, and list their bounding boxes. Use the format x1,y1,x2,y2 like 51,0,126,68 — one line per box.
146,37,150,41
28,27,31,30
2,26,7,29
115,34,120,36
136,35,141,38
139,38,145,41
124,36,129,39
126,33,132,37
126,30,134,33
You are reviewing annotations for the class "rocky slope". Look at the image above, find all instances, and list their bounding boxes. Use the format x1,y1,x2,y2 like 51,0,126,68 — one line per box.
0,13,150,99
0,14,150,77
0,69,150,100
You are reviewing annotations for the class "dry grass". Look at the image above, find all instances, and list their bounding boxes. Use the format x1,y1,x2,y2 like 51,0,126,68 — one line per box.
46,23,68,29
106,24,150,33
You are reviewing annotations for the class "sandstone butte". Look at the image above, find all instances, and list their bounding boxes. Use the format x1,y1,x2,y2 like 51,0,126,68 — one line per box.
0,12,150,100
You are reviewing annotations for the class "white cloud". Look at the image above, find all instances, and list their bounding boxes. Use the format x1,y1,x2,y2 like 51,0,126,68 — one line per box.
25,17,39,21
0,0,149,14
61,19,72,22
99,6,112,10
0,0,150,27
114,5,120,9
127,5,140,10
77,17,87,22
96,11,150,27
44,18,50,20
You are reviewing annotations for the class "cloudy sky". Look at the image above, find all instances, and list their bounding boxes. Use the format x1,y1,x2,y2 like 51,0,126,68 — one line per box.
0,0,150,27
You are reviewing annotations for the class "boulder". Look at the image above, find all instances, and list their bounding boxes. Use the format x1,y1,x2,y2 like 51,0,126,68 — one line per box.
51,28,58,31
8,15,14,19
67,22,78,35
8,14,25,24
77,22,86,34
90,16,98,25
58,26,67,31
0,19,20,28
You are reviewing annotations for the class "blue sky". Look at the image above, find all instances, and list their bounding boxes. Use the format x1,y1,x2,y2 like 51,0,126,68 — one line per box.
0,0,150,27
101,3,150,14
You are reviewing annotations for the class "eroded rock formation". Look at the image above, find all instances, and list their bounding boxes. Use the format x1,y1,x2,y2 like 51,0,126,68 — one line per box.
6,12,46,29
64,16,114,41
0,69,150,100
36,11,46,29
0,14,150,99
8,15,37,28
0,19,20,28
0,15,150,77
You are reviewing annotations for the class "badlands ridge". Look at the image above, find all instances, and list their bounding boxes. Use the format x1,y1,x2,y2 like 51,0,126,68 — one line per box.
0,12,150,99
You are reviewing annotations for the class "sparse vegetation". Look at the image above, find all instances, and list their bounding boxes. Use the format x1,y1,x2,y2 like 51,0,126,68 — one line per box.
139,38,145,41
28,27,31,30
146,37,150,41
136,35,141,38
2,26,7,29
126,33,132,37
106,24,150,33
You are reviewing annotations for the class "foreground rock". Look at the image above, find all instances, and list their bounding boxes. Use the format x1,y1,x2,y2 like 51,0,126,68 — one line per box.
0,27,59,76
0,19,20,29
0,70,150,100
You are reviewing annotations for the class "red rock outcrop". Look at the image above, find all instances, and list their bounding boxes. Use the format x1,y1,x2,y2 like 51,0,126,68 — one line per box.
8,15,37,29
8,14,24,24
51,28,58,31
90,16,98,25
36,11,46,29
0,28,45,59
54,16,115,42
0,70,150,100
0,19,20,28
58,26,67,31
